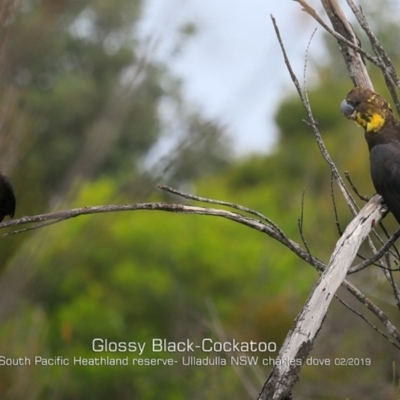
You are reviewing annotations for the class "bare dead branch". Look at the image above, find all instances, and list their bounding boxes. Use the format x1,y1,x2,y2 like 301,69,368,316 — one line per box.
264,6,400,398
345,0,400,113
158,184,285,237
258,195,392,400
329,174,379,267
0,198,329,274
344,171,400,269
156,187,400,338
1,183,397,386
140,188,400,344
342,172,400,262
271,15,359,217
294,0,373,88
321,0,373,87
349,228,400,273
296,0,400,111
298,0,400,313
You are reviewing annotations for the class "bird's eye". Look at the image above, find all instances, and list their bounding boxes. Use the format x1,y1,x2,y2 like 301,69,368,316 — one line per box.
354,99,361,107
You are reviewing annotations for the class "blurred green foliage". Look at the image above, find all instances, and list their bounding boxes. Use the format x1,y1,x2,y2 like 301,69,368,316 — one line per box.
1,0,400,399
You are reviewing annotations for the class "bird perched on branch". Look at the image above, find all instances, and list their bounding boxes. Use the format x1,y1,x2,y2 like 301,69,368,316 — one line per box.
0,172,16,223
340,87,400,223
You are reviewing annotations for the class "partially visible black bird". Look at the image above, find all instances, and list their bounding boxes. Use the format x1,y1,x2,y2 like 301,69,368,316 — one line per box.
369,141,400,223
0,172,16,222
340,87,400,223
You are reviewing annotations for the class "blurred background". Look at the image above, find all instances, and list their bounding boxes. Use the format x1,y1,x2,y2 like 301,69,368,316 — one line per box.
0,0,400,398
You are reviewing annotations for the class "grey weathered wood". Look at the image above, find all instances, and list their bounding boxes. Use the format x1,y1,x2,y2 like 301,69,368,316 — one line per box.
321,0,373,89
258,195,386,400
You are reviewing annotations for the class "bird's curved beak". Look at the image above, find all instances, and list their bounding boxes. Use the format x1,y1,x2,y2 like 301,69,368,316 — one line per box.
340,99,356,119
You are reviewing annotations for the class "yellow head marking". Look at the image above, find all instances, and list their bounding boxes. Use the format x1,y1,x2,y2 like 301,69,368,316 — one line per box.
355,111,385,132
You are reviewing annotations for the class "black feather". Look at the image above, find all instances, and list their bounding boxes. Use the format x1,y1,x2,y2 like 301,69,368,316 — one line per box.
0,173,16,222
370,141,400,223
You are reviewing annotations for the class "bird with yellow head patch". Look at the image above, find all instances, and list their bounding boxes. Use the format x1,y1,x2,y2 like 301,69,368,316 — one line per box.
341,87,400,223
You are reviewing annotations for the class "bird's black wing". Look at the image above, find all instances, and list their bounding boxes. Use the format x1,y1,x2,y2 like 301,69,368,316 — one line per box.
370,141,400,224
0,175,16,222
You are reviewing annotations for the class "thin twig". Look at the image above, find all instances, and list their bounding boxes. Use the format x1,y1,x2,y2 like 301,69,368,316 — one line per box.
342,279,400,345
344,171,369,202
350,227,400,273
158,184,286,238
0,218,65,237
298,189,315,267
303,27,318,93
330,172,343,236
271,15,359,217
343,172,400,261
335,294,400,350
0,197,329,272
294,0,377,69
372,215,400,263
386,254,400,312
270,15,305,103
